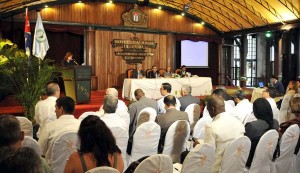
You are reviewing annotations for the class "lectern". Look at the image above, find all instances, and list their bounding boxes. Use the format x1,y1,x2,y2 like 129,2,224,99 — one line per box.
62,66,92,103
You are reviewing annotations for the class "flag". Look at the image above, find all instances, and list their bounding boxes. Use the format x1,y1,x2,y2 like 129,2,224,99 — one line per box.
32,12,49,60
24,8,31,57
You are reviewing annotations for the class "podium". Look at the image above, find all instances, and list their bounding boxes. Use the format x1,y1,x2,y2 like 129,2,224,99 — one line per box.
62,66,92,104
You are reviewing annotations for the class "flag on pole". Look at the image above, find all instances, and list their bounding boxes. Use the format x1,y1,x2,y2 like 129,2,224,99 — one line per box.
24,8,31,57
32,12,49,60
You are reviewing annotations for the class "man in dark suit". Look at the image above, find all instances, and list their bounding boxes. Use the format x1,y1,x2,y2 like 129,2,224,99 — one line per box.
148,65,159,78
132,64,145,79
178,65,190,77
178,85,200,111
271,75,284,95
156,95,189,152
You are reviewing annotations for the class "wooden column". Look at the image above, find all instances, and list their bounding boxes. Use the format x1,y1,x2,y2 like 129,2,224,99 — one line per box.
85,27,97,90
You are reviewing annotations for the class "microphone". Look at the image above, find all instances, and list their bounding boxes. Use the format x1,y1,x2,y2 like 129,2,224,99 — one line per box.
71,59,78,65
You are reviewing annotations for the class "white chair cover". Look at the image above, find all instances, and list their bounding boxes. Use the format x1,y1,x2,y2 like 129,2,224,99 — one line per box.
78,111,100,121
248,130,279,173
22,136,41,156
271,124,300,173
129,122,161,164
163,120,190,163
137,107,157,123
288,151,300,173
192,116,212,140
51,131,78,173
86,166,119,173
184,104,201,129
219,136,251,173
134,154,173,173
116,109,130,129
109,126,129,170
180,143,215,173
16,116,33,137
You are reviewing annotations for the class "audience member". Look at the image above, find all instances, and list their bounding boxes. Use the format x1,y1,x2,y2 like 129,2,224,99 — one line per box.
279,81,298,124
178,85,200,111
100,95,128,131
271,75,284,95
132,64,145,79
204,95,245,173
128,89,157,141
156,95,189,153
157,83,181,114
38,96,80,163
215,85,234,106
64,115,124,173
262,87,280,121
148,65,159,78
231,90,256,124
99,88,128,115
278,96,300,155
244,98,279,168
164,66,173,78
0,114,50,173
0,147,44,173
35,82,60,138
178,65,190,77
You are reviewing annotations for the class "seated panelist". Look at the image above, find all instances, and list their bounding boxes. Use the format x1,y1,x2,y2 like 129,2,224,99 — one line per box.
132,63,145,79
148,65,160,78
164,66,173,78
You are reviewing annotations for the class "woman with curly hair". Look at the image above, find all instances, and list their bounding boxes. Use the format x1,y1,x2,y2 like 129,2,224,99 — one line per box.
64,115,123,173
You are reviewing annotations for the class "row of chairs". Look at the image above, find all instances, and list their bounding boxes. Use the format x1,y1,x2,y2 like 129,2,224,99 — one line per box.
127,68,181,78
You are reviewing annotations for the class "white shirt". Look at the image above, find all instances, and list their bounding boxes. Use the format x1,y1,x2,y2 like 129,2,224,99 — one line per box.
266,98,280,121
202,100,234,118
38,115,80,163
157,94,181,114
34,96,57,138
231,99,256,124
98,100,128,115
204,112,245,173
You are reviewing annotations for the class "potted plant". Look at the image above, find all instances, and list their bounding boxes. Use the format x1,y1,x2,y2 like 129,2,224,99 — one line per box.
0,39,60,120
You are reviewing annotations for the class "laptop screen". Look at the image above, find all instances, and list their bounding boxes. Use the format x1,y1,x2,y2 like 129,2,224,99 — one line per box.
258,82,264,88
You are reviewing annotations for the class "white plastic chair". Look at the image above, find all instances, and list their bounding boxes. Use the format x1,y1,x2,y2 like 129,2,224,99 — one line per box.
129,122,161,164
271,124,300,173
247,130,279,173
177,143,215,173
137,107,157,123
219,136,251,173
51,131,78,173
109,126,129,170
134,154,173,173
16,116,33,137
184,103,200,128
22,136,41,156
78,111,100,121
86,166,119,173
192,116,212,140
163,120,190,163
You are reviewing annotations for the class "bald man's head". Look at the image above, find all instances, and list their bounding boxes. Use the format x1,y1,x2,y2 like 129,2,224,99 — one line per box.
134,89,145,101
207,95,225,118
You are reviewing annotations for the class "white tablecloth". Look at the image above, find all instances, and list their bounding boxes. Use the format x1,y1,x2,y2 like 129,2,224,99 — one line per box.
122,77,213,100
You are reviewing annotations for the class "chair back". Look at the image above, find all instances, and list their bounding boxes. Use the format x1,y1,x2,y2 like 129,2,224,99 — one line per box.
129,122,161,164
249,130,279,173
181,143,215,173
78,111,100,121
127,69,134,78
134,154,173,173
192,116,212,140
219,136,251,173
51,131,78,173
116,109,130,129
22,136,41,156
184,103,201,129
16,116,33,137
86,166,119,173
146,69,151,78
272,124,300,173
162,120,190,162
287,151,300,173
137,107,157,127
109,126,129,169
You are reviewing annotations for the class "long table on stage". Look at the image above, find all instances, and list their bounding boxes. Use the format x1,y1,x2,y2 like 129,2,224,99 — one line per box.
122,77,213,100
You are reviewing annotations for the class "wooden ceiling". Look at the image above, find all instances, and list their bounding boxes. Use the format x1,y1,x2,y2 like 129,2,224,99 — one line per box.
0,0,299,33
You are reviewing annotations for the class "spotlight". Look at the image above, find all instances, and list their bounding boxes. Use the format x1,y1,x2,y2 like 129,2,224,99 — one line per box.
78,1,82,3
265,31,272,38
158,6,162,10
44,5,48,8
107,0,113,3
181,12,185,16
201,21,205,25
